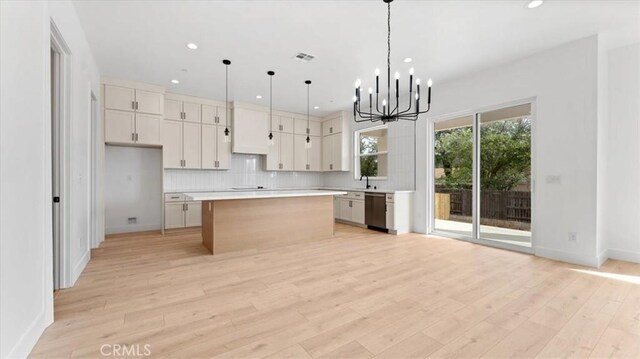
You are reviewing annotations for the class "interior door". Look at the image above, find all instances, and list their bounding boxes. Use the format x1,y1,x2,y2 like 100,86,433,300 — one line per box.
161,120,182,168
201,124,216,169
105,109,135,144
182,122,201,169
216,125,230,169
135,114,161,145
279,132,294,171
135,90,163,115
104,85,135,112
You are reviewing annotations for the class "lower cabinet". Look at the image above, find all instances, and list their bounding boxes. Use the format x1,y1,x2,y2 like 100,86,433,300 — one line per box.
335,193,365,225
164,195,202,229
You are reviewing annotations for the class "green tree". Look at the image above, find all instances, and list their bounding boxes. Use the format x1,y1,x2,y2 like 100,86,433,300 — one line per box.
435,118,531,191
360,136,378,177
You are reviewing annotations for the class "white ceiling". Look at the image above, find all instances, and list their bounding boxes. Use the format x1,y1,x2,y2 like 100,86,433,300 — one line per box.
73,0,639,116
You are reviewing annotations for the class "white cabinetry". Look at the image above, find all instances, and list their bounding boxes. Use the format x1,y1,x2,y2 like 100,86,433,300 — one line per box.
265,115,295,171
321,112,349,171
294,135,322,171
385,192,412,234
164,194,201,229
163,93,231,170
335,192,365,225
104,82,164,146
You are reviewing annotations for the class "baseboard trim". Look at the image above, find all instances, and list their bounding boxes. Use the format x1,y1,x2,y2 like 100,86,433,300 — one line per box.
606,248,640,264
7,309,50,359
105,223,161,235
70,248,91,286
535,246,599,267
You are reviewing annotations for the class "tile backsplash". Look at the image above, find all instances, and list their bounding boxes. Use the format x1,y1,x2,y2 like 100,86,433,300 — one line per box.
164,154,324,192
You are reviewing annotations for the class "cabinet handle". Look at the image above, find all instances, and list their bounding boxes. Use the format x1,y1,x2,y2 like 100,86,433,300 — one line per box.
185,203,189,211
330,127,333,133
330,164,333,170
135,101,139,110
279,124,283,131
135,133,139,141
306,164,310,170
349,200,352,207
306,128,310,134
215,115,219,124
131,133,135,141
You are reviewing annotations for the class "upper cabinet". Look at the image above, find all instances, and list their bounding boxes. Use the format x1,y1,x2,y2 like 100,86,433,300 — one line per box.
270,116,294,133
162,93,231,170
103,80,164,146
294,118,321,137
321,112,350,172
232,106,269,155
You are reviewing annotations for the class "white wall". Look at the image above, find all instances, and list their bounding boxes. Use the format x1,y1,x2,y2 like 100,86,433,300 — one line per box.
0,1,100,357
105,146,162,234
599,43,640,263
416,36,601,266
164,154,324,192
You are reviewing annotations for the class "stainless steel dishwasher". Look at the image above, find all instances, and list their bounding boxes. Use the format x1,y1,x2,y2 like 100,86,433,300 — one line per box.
365,192,387,230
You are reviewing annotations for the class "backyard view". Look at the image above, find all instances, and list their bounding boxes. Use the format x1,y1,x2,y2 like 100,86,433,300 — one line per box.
434,105,532,247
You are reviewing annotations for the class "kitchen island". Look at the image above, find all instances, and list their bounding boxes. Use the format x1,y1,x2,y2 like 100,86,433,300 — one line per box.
185,190,347,255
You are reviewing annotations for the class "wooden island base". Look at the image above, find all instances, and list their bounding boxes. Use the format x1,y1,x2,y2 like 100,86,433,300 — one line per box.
201,195,335,255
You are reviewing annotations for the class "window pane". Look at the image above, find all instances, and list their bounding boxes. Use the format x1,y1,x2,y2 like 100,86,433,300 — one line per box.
359,128,387,155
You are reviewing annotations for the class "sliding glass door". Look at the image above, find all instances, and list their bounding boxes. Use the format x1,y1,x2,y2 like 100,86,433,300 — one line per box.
432,103,532,250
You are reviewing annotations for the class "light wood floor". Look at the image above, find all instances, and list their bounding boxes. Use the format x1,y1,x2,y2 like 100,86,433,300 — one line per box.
31,224,640,358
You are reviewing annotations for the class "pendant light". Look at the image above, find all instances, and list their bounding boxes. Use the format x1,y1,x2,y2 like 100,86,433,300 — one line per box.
305,80,312,149
267,71,275,147
222,59,231,143
352,0,433,124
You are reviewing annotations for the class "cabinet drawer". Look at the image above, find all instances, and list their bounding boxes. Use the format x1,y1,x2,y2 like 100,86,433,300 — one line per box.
347,191,364,200
385,193,394,202
164,193,185,202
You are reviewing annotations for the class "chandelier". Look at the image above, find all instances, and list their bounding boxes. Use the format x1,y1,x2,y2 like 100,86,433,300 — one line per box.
353,0,432,124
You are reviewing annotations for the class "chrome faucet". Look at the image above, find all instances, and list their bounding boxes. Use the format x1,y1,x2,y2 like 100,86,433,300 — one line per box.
360,175,371,189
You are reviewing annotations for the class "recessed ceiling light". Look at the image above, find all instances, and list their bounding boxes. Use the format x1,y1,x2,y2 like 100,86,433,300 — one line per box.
403,57,413,63
186,43,198,50
314,106,319,109
171,79,180,84
256,95,262,99
527,0,543,9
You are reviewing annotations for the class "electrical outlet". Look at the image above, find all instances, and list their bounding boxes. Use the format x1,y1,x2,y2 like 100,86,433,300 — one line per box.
568,232,577,242
128,217,137,224
546,175,562,184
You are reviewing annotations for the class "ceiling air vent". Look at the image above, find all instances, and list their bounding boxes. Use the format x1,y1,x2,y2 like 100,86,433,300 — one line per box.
294,52,315,63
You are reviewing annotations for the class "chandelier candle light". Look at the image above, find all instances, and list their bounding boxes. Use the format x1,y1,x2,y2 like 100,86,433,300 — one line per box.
267,71,275,146
223,59,231,142
353,0,432,123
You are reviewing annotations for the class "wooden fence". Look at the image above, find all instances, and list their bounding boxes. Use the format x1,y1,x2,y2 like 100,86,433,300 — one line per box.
435,186,531,223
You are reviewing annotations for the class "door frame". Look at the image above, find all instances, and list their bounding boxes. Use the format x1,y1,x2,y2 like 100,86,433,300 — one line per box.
427,97,536,254
50,21,72,288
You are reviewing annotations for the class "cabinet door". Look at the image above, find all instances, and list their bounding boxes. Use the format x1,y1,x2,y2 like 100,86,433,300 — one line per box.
217,106,228,127
105,109,135,144
279,132,294,171
334,197,340,219
202,104,217,125
294,118,307,135
331,116,343,134
322,135,332,171
308,136,322,171
105,85,135,112
201,124,216,169
183,101,201,123
135,114,161,145
135,90,163,115
164,202,185,229
265,132,280,171
182,122,201,169
293,134,307,171
322,120,333,137
386,203,395,230
308,121,322,137
216,126,231,169
279,116,294,133
164,99,182,121
270,115,281,133
352,200,365,224
184,201,202,227
332,134,343,171
339,199,352,221
161,120,182,168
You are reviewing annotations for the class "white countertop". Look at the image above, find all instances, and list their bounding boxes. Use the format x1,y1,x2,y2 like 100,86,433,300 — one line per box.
320,187,415,194
169,187,414,195
184,189,347,201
